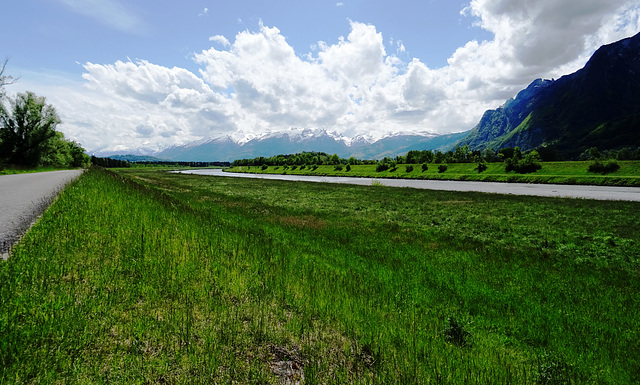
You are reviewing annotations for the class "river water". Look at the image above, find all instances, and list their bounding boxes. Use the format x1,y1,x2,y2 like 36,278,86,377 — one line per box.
174,169,640,201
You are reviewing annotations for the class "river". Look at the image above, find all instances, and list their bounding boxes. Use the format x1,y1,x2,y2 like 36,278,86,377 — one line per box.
173,169,640,201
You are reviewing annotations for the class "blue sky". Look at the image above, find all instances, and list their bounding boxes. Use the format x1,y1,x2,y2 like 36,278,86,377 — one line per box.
2,0,640,154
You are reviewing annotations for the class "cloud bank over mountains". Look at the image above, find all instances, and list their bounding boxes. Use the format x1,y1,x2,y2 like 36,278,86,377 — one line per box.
20,0,640,153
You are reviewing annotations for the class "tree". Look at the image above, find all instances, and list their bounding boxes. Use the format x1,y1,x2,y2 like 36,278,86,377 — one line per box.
505,150,542,174
453,145,470,163
0,92,60,166
0,58,18,98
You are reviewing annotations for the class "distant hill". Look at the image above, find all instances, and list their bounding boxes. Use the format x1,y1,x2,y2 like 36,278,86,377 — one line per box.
156,129,469,162
456,32,640,159
106,154,170,162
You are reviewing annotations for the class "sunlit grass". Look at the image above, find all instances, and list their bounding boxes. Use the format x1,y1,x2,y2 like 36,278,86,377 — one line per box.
228,161,640,186
0,165,82,175
1,167,638,383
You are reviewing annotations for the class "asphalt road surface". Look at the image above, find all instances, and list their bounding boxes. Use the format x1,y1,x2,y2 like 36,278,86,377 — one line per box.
177,169,640,202
0,169,83,259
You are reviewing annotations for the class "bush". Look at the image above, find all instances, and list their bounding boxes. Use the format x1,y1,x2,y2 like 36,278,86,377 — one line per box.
405,165,414,173
376,163,390,172
438,165,448,173
588,160,620,174
334,164,343,171
476,162,488,173
421,163,428,172
505,151,542,174
346,164,351,172
261,164,268,170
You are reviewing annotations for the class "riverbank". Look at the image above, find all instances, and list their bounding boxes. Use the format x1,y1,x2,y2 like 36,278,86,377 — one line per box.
175,168,640,201
226,160,640,187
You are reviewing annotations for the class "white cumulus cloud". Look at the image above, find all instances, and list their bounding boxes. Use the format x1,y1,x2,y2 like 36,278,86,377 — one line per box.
15,0,640,154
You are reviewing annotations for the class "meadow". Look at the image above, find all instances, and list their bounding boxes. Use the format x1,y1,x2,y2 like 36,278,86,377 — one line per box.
227,161,640,187
1,167,639,384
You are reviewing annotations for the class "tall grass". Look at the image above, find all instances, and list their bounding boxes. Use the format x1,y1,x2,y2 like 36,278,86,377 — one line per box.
1,167,638,383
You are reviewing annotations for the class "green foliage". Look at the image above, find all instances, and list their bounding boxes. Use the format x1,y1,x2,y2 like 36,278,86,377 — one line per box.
91,156,130,168
347,156,361,165
505,150,542,174
405,165,413,173
421,163,429,172
588,160,620,174
233,151,357,167
476,162,488,173
438,164,448,173
405,150,434,164
261,164,268,170
0,92,60,167
334,164,343,171
0,91,88,168
345,164,351,172
376,163,389,172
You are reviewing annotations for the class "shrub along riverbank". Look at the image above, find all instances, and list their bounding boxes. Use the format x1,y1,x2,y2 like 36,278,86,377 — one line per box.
1,167,638,383
227,160,640,187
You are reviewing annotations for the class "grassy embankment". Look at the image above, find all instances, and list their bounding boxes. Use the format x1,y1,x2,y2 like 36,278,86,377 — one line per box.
1,167,639,383
227,161,640,186
0,166,82,176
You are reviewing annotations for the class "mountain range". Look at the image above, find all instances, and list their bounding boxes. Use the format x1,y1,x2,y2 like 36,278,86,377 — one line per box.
154,130,468,162
102,32,640,162
455,31,640,158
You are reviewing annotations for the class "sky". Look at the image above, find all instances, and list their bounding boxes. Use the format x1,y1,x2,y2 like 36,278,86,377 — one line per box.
2,0,640,154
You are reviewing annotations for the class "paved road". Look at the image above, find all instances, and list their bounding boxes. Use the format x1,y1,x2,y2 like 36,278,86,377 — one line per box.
176,169,640,202
0,169,83,259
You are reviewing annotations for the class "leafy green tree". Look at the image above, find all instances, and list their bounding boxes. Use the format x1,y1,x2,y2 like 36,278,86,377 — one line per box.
482,148,496,162
453,145,470,163
68,140,90,167
41,131,72,167
505,150,541,174
0,92,60,166
579,147,601,160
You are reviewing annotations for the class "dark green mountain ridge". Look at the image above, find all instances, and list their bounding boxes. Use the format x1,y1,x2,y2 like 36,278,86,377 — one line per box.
456,32,640,158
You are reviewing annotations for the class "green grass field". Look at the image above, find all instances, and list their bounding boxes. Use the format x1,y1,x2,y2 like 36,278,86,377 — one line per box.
227,161,640,186
1,167,639,383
